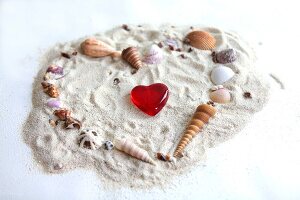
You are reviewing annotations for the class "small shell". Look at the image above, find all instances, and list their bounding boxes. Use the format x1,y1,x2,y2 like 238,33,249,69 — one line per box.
157,152,176,162
122,47,143,69
104,140,114,150
210,66,235,85
210,85,224,91
46,65,63,75
164,39,178,49
209,88,231,104
143,44,163,64
65,117,81,129
212,49,237,64
41,82,59,98
46,99,61,108
184,31,216,50
53,109,71,120
78,129,101,150
81,38,121,58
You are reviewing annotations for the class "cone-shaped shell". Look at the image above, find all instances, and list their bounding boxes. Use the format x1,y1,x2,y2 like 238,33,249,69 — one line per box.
210,88,231,104
114,138,156,165
185,31,216,50
174,104,216,157
81,38,121,58
122,47,143,69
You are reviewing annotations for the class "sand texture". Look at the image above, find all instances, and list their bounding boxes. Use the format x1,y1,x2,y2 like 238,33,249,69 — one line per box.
23,24,270,188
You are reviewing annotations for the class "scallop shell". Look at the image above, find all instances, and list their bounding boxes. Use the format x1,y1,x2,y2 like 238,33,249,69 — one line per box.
212,49,237,64
114,138,155,165
184,31,216,50
209,88,231,104
174,104,217,157
81,38,121,58
210,66,235,85
122,47,143,69
143,44,163,64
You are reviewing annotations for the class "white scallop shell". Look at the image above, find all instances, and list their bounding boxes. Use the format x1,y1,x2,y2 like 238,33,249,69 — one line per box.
143,44,163,64
210,66,235,85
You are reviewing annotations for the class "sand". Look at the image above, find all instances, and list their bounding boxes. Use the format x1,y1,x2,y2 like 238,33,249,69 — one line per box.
23,24,270,189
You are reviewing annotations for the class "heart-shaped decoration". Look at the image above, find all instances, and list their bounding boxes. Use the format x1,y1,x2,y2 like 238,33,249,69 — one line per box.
131,83,169,116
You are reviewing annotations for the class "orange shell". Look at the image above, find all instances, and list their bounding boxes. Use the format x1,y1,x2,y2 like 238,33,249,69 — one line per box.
122,47,143,69
81,38,121,58
185,31,216,50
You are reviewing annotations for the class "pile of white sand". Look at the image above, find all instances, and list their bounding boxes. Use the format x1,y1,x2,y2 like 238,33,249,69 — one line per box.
23,24,269,188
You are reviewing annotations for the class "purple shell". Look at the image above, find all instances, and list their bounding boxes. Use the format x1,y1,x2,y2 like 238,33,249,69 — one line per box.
212,49,237,64
164,39,178,49
46,99,61,108
46,65,64,75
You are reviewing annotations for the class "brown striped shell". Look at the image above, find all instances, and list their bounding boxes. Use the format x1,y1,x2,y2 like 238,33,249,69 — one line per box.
122,47,143,69
173,104,216,157
184,31,216,50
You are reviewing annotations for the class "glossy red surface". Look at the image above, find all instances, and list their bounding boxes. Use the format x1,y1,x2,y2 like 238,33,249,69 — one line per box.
130,83,169,116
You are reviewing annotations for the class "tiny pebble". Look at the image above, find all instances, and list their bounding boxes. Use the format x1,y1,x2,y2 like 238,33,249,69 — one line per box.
113,78,120,85
122,24,130,31
180,54,186,59
104,141,114,150
157,42,163,48
243,92,252,99
188,47,193,53
61,52,70,59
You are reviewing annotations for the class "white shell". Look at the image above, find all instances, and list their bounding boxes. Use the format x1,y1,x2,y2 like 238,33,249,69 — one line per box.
210,85,224,91
78,129,102,150
210,66,235,85
143,44,163,64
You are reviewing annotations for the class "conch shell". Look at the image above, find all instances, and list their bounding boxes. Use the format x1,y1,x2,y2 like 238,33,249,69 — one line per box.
114,138,156,165
184,31,216,50
173,103,216,157
122,47,143,69
81,38,121,58
41,81,59,98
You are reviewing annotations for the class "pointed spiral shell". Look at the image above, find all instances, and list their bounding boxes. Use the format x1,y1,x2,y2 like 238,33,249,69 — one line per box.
122,47,143,69
173,104,217,157
114,138,156,165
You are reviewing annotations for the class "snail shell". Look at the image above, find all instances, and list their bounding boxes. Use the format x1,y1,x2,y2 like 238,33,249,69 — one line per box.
184,31,216,50
81,38,121,58
122,47,143,69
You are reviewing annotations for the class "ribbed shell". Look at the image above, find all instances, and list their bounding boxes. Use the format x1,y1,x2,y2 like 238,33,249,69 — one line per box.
122,47,143,69
185,31,216,50
210,88,231,104
81,38,121,58
173,104,216,157
115,138,156,165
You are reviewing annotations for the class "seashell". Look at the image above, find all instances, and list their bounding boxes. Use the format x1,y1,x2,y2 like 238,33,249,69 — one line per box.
46,64,63,75
210,85,224,91
65,117,81,129
122,47,143,69
164,39,178,49
104,140,114,150
184,31,216,50
209,88,231,104
212,49,237,64
143,44,163,64
46,99,61,108
41,81,59,98
53,109,71,120
174,103,216,157
81,38,121,58
114,138,156,165
210,66,235,85
78,129,101,150
157,152,176,162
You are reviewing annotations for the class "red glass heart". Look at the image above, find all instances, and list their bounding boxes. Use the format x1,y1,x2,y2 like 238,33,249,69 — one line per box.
131,83,169,116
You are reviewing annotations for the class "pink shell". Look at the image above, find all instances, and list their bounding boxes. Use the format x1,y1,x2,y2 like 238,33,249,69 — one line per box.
46,99,61,108
46,65,63,75
143,45,163,64
209,88,231,104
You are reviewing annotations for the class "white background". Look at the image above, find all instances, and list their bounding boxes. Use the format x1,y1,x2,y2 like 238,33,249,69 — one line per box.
1,0,300,199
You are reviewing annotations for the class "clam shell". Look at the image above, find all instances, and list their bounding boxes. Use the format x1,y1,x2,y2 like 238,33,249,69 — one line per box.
210,66,235,85
122,47,143,69
185,31,216,50
212,49,237,64
46,99,61,108
143,44,163,64
209,88,231,104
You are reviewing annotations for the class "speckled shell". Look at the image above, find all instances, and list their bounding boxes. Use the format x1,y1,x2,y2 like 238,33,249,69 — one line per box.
210,66,235,85
114,138,156,165
122,47,143,69
185,31,216,50
174,104,216,157
143,44,163,64
210,88,231,104
81,38,121,58
212,49,237,64
41,82,59,98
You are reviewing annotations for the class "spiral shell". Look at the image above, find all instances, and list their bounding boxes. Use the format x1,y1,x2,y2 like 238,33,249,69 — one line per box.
41,81,59,98
114,138,156,165
212,49,237,64
173,104,216,157
53,109,71,120
122,47,143,69
81,38,121,58
143,44,163,64
184,31,216,50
